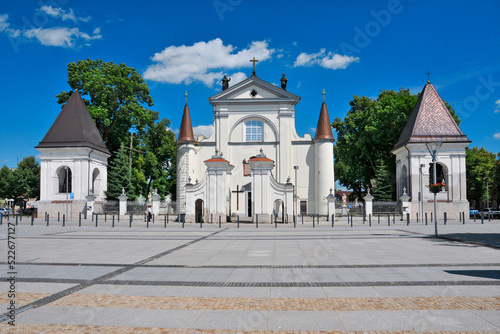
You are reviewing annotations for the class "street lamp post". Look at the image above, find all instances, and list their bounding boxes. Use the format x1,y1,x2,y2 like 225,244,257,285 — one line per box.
419,163,425,223
426,143,442,237
294,166,299,217
64,166,69,221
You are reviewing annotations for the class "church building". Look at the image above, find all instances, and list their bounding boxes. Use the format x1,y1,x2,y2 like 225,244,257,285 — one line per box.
177,67,335,223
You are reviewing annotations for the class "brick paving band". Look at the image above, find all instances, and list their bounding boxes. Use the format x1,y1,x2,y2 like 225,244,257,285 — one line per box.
0,324,498,334
46,295,500,311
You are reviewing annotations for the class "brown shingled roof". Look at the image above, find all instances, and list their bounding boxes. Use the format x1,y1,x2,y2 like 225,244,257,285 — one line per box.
393,82,470,150
35,91,110,155
177,103,195,143
314,101,334,141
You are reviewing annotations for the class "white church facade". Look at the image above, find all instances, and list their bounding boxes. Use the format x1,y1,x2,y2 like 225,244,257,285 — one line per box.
177,73,335,223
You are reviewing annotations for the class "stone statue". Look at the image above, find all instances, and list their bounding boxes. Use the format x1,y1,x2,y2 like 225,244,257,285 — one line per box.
280,74,287,90
342,193,347,203
222,75,231,90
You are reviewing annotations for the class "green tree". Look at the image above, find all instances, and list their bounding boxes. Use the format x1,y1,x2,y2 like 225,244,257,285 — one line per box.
333,88,459,200
57,58,177,200
1,157,40,201
56,58,155,155
371,159,393,201
0,165,12,199
466,147,496,207
493,153,500,206
106,144,135,201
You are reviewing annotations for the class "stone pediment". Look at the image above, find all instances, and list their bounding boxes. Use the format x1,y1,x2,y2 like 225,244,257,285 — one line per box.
208,75,300,105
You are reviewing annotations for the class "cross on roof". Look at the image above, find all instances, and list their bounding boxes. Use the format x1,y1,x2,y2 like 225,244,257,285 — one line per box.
426,71,431,83
250,57,259,75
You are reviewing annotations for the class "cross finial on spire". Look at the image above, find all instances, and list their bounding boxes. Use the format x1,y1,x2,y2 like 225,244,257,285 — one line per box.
322,89,326,102
426,71,431,83
250,57,259,76
185,91,188,103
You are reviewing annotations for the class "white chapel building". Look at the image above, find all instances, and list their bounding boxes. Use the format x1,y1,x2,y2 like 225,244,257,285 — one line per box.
392,81,470,220
35,91,110,218
177,71,335,223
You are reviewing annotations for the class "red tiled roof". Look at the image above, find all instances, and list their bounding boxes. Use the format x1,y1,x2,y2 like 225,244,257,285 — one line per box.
314,102,334,141
178,103,195,143
394,83,470,150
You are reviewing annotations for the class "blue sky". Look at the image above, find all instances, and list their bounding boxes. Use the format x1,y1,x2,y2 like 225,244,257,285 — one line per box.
1,0,499,169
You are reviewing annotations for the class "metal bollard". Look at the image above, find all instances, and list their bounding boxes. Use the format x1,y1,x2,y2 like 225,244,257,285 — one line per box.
129,214,132,228
219,216,221,228
47,214,49,226
378,213,380,224
16,215,18,225
393,213,395,224
481,212,484,224
112,215,115,228
369,214,371,227
63,214,65,227
294,215,296,228
425,212,428,225
96,214,98,227
92,212,94,222
406,213,410,226
164,215,167,228
200,216,203,228
274,215,277,228
388,214,390,226
302,214,304,224
332,214,334,228
147,216,149,228
474,212,476,222
79,212,81,227
316,214,319,225
105,213,107,222
211,214,213,224
350,214,353,227
237,215,239,228
416,212,419,223
462,212,465,225
58,212,60,222
256,214,258,228
313,214,315,228
31,212,34,226
153,214,155,224
444,212,447,225
363,213,365,224
459,212,461,223
431,212,433,222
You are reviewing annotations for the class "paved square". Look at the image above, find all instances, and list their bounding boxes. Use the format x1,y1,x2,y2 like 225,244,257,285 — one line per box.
1,217,499,333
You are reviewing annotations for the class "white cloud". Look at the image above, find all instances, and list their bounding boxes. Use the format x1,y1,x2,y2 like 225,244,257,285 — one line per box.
193,125,214,138
294,48,359,70
494,99,500,113
143,38,274,86
0,13,9,31
39,5,90,23
494,133,500,140
23,27,101,48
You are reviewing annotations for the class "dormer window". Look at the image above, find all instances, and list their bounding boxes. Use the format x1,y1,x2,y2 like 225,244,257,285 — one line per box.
246,120,263,142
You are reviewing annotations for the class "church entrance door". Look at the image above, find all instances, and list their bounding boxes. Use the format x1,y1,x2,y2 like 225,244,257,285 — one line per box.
247,192,252,217
195,199,204,223
273,199,284,223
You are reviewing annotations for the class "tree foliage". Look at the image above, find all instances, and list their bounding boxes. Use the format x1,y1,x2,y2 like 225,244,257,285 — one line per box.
106,143,135,201
57,58,177,200
0,157,40,200
371,158,393,201
466,147,497,207
333,88,460,200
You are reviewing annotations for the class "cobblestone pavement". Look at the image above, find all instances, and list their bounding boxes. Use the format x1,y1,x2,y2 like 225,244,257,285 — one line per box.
0,219,499,332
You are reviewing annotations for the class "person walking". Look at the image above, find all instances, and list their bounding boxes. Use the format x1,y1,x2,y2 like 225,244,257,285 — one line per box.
146,205,153,223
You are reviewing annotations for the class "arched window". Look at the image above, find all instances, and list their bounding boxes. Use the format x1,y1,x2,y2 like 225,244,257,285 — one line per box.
92,168,100,194
246,120,263,142
429,163,447,187
401,165,408,193
58,167,72,193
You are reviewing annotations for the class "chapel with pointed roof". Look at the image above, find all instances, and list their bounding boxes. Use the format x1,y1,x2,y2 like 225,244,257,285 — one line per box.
392,81,471,220
177,71,335,223
35,91,111,218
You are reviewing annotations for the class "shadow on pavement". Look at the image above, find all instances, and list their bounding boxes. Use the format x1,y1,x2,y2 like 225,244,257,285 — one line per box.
444,270,500,280
424,233,500,249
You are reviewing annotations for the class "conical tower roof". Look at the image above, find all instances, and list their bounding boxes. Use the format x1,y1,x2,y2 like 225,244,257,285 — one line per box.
314,101,334,141
177,103,195,143
36,91,110,155
393,82,470,150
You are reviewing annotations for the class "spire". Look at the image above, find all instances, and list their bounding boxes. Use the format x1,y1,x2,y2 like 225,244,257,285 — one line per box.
177,101,195,143
393,82,470,150
314,100,334,141
36,91,110,155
